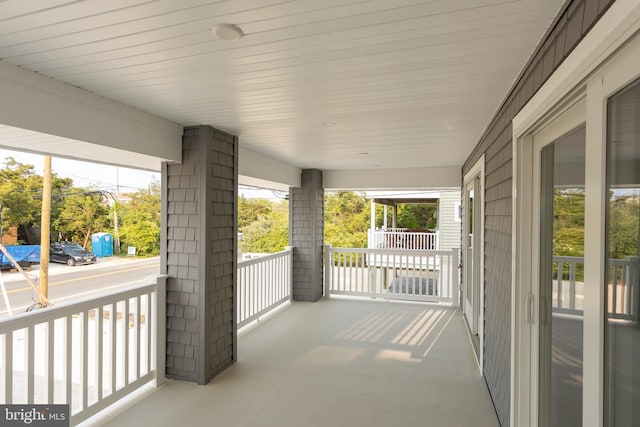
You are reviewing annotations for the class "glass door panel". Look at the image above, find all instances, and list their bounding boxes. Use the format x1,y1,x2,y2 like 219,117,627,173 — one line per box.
464,185,475,329
605,77,640,427
539,125,586,427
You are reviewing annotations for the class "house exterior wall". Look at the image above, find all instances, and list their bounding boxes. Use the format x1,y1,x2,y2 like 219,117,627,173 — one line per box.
461,0,614,424
162,125,238,384
289,169,324,302
437,189,461,252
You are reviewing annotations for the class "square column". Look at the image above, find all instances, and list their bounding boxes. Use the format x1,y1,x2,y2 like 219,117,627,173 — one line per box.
289,169,324,301
161,125,238,384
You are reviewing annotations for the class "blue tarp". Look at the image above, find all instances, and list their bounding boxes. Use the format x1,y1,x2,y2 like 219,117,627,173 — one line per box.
0,245,41,268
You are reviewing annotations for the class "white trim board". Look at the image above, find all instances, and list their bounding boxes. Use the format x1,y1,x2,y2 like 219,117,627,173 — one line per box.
323,166,460,190
239,147,301,191
0,60,182,165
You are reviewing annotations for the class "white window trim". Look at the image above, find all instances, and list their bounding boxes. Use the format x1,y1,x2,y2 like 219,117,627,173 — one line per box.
511,1,640,426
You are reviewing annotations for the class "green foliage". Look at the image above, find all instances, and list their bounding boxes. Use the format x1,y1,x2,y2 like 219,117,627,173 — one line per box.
0,158,41,235
553,189,585,257
324,192,369,248
0,158,162,255
118,180,161,256
240,199,288,253
238,196,273,229
608,194,639,259
53,190,110,248
374,202,437,230
397,204,437,229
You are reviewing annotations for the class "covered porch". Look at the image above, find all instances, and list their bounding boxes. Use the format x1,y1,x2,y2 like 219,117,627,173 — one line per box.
105,298,498,427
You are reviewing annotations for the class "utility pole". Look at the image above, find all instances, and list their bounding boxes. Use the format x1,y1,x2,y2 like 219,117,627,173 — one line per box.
39,155,52,305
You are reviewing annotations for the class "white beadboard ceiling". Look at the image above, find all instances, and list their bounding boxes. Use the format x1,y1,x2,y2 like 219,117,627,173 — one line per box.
0,0,563,172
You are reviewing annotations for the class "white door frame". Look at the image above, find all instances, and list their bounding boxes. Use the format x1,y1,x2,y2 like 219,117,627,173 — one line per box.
463,155,484,371
511,2,640,425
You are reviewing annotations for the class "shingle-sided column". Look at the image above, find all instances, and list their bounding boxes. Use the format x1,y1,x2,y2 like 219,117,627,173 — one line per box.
289,169,324,301
161,125,238,385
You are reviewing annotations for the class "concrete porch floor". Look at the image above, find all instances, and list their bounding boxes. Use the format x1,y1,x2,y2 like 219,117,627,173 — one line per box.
104,298,499,427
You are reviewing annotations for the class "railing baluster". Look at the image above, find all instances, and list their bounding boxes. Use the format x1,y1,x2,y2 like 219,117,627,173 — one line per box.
48,320,55,403
96,307,102,402
614,262,620,315
82,310,88,410
65,315,72,409
569,262,576,311
136,296,141,381
27,325,34,404
557,262,564,309
146,293,152,376
124,299,129,386
111,303,117,395
6,331,13,404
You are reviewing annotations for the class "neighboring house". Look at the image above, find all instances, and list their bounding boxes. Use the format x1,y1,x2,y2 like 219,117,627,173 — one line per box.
366,190,461,253
0,1,638,426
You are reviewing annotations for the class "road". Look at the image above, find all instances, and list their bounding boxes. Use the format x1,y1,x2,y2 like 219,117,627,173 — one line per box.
0,256,160,317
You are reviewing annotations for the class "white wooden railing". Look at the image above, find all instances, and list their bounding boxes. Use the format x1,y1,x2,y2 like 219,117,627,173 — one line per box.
237,248,292,328
368,228,439,251
0,275,167,425
553,256,639,321
325,245,458,304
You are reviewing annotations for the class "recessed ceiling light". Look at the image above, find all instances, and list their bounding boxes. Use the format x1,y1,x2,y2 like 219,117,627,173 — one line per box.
212,24,244,40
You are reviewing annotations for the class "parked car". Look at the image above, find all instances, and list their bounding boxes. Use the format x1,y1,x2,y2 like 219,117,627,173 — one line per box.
50,242,97,266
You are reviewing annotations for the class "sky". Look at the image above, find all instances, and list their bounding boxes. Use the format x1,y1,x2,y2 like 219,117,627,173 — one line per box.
0,148,281,199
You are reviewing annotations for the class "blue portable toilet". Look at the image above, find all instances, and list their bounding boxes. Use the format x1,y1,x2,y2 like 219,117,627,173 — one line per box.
91,232,114,257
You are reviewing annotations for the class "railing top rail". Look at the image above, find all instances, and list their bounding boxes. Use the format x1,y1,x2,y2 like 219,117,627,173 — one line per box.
372,229,437,235
0,280,159,332
552,255,637,265
552,255,584,262
238,248,292,268
328,247,455,256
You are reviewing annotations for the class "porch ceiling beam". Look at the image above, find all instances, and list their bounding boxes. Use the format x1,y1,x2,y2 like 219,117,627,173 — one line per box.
239,147,301,191
0,60,182,166
373,198,439,206
323,166,460,190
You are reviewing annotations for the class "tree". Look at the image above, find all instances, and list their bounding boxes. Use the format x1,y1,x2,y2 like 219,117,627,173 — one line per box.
0,158,41,240
553,189,585,258
118,180,161,256
53,190,110,248
608,193,639,259
238,196,273,229
240,200,288,253
397,204,437,229
324,192,370,248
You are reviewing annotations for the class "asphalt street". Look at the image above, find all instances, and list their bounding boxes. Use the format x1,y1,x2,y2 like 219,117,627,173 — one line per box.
0,256,160,317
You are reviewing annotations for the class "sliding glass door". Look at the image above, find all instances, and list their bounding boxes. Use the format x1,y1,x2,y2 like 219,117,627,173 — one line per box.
605,77,640,427
538,125,586,427
514,32,640,427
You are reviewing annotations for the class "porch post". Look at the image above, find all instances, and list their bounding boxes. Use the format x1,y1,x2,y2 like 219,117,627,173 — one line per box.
289,169,324,301
161,125,238,384
392,204,398,229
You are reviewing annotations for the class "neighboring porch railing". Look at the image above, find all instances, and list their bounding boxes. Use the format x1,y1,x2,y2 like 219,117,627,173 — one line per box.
552,256,639,321
237,248,293,328
325,245,458,304
0,275,167,425
368,228,439,250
